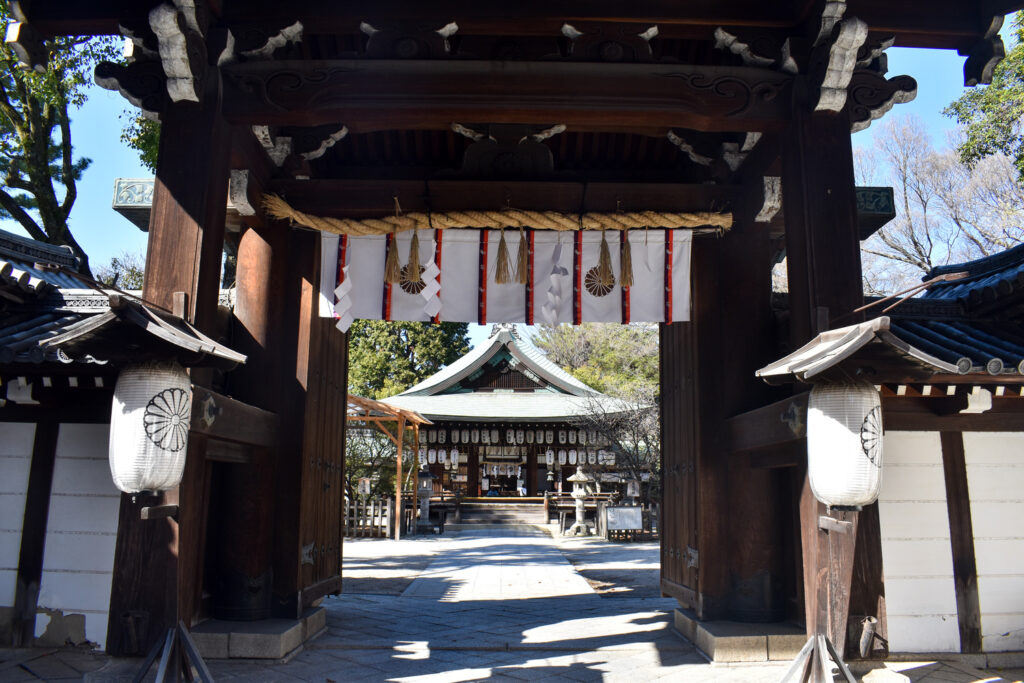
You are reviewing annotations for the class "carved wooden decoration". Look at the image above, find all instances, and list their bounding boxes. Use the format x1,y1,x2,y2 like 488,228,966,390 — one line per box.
450,123,561,178
361,20,456,59
667,131,713,166
962,16,1006,88
4,21,47,71
720,132,762,172
857,35,894,73
713,28,797,74
149,2,206,103
560,23,657,62
237,21,303,60
812,18,869,112
252,125,292,166
812,0,847,47
847,71,917,133
285,124,349,160
228,170,256,216
755,176,782,223
94,59,170,121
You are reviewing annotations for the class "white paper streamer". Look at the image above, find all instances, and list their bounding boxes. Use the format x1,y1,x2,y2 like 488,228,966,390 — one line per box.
333,265,354,332
420,235,442,318
541,239,569,325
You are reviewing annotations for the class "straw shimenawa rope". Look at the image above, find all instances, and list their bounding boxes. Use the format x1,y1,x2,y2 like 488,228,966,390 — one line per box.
263,194,732,235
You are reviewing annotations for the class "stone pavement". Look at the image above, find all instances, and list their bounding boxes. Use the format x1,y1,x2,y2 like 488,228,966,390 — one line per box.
2,524,1022,682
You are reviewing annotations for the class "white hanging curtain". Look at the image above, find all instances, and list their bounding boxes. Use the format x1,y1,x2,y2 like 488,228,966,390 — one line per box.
320,228,693,331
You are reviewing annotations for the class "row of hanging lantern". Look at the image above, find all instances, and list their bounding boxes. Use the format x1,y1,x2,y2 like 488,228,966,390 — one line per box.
420,427,603,446
485,463,522,477
544,448,615,466
418,447,462,469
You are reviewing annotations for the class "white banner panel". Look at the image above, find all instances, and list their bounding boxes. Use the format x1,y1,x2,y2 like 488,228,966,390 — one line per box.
321,228,692,325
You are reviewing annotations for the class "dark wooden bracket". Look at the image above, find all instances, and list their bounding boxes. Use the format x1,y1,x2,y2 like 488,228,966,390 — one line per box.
141,504,179,521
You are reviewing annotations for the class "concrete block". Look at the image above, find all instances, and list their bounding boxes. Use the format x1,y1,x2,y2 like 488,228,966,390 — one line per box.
302,606,327,641
228,619,303,659
767,631,806,660
190,630,229,660
673,609,698,644
696,629,766,663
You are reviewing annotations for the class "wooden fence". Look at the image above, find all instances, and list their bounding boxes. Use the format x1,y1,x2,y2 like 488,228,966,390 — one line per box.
344,497,392,538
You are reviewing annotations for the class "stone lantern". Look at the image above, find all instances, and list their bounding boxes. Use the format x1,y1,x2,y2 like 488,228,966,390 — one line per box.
417,467,437,532
565,466,593,536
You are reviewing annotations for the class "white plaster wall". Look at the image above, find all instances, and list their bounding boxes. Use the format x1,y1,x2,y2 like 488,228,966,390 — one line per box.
877,431,960,653
0,423,35,610
962,432,1024,652
35,424,118,649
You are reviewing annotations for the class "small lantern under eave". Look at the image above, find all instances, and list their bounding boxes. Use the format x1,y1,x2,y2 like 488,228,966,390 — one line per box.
807,382,884,508
109,363,192,494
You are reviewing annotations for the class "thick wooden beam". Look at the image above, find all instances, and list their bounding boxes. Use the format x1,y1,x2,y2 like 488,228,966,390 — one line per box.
265,180,738,219
726,391,809,454
190,386,279,448
11,420,58,646
939,431,982,653
883,395,1024,431
221,60,794,133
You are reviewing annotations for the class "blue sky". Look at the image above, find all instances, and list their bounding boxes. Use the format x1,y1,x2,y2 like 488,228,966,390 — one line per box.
0,40,997,348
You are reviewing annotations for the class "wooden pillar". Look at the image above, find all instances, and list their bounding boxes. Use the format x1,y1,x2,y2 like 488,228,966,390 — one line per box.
395,416,405,540
11,420,58,646
106,71,231,654
940,431,982,653
782,104,868,647
468,446,479,496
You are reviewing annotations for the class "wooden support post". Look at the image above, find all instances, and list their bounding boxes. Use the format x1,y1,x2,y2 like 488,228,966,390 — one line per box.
11,421,58,646
782,100,873,650
107,70,231,654
395,416,405,540
939,431,982,653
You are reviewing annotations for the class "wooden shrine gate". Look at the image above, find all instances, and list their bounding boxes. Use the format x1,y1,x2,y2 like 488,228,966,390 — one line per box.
9,0,1019,668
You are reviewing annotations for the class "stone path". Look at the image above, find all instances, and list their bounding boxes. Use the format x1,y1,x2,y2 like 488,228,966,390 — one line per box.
2,525,1022,681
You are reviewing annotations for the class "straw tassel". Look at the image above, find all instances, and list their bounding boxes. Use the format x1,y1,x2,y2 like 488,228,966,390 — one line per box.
597,230,615,287
620,230,633,288
495,228,512,284
515,227,529,285
406,230,422,284
384,231,402,283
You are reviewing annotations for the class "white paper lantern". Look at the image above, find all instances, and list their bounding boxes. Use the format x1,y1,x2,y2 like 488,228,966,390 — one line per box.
589,430,597,443
536,429,544,443
526,430,534,444
439,448,448,464
472,429,480,443
427,429,436,443
419,431,427,444
506,429,516,443
568,430,576,444
451,448,459,462
578,430,587,445
516,429,525,444
428,448,437,463
558,449,567,465
462,429,470,443
607,452,615,465
481,429,490,444
546,449,554,465
558,430,567,444
490,429,499,443
568,449,577,465
545,430,554,444
109,364,192,494
807,382,884,508
438,430,446,444
588,451,596,465
452,430,460,444
419,448,427,465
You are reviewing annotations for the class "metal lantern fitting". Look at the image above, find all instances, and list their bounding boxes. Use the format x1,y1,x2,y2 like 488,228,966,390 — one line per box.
109,363,192,494
807,382,884,508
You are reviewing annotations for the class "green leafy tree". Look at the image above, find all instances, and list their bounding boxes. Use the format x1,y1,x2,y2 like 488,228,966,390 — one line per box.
531,323,658,398
121,113,159,172
0,1,117,275
945,14,1024,179
347,321,471,399
95,250,145,289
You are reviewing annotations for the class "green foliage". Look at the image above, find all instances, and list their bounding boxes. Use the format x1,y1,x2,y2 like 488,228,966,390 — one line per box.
530,323,658,398
945,14,1024,179
95,251,145,289
347,321,471,399
120,113,159,172
0,0,118,276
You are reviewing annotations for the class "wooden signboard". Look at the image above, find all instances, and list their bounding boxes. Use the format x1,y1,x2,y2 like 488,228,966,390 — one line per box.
606,506,643,531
